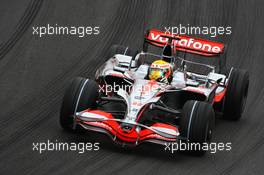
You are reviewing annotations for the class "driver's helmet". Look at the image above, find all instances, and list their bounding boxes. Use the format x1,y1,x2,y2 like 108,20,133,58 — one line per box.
148,60,173,83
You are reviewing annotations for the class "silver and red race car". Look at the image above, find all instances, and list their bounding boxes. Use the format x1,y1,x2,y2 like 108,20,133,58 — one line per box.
59,29,249,155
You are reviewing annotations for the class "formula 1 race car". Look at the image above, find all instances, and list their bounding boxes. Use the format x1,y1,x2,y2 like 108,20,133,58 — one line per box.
60,29,249,155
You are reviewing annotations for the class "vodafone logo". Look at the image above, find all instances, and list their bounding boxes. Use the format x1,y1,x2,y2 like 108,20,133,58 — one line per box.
174,38,221,53
148,30,224,55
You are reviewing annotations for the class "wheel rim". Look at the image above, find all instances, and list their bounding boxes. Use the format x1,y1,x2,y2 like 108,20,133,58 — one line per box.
240,80,249,113
205,121,212,142
69,115,75,129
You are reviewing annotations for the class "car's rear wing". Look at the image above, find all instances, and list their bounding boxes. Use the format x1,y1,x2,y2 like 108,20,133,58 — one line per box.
144,29,225,57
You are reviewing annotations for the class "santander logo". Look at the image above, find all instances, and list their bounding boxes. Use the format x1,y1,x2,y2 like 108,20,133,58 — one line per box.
148,30,224,55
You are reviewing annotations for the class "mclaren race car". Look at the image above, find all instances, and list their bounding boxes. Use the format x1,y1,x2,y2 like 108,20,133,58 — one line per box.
59,29,249,155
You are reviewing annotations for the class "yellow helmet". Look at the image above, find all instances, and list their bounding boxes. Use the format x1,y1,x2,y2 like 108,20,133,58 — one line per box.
148,60,172,83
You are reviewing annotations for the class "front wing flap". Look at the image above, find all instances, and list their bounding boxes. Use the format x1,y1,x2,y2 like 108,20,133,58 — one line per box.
75,109,181,146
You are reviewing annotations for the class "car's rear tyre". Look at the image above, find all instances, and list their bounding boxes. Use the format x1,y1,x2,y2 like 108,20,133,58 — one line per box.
223,68,249,120
180,100,215,156
60,77,99,132
108,44,138,60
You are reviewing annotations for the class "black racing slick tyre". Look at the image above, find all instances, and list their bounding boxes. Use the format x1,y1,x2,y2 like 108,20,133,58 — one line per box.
180,100,215,156
108,44,138,60
223,68,249,120
60,77,99,132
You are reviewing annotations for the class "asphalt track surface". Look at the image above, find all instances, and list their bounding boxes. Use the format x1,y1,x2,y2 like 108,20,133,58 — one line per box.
0,0,264,175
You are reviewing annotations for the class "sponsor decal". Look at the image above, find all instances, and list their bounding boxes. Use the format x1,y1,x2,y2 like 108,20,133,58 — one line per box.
146,29,224,56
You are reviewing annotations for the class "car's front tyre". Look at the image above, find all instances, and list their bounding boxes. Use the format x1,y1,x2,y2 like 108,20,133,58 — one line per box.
223,68,249,120
60,77,99,132
180,100,215,156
